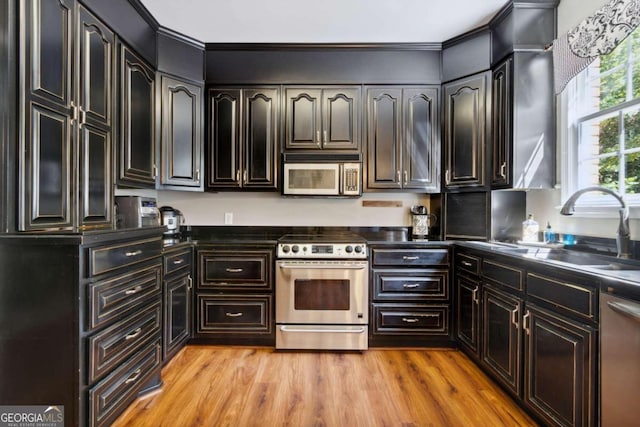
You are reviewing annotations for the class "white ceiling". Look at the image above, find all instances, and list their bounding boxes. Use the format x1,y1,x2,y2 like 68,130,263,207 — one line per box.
140,0,509,44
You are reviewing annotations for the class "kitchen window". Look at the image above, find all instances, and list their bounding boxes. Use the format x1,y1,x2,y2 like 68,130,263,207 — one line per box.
563,26,640,214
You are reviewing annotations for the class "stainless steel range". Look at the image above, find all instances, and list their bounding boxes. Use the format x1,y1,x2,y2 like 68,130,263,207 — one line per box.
275,234,369,350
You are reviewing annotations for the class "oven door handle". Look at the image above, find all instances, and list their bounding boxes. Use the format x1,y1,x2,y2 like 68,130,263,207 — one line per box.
277,263,367,270
279,326,366,334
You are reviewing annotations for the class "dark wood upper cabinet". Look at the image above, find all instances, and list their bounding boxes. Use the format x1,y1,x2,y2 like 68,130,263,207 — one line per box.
19,0,112,231
77,6,114,227
208,87,279,190
490,53,555,190
208,89,241,188
159,75,203,189
366,86,439,192
443,71,490,190
491,58,512,187
284,86,360,151
366,87,402,189
118,44,156,188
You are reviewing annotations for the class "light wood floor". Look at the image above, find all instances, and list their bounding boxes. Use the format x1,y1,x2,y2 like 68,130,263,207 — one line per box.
113,346,537,427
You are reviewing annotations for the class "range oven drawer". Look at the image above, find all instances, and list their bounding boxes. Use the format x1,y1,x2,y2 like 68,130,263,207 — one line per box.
276,324,368,350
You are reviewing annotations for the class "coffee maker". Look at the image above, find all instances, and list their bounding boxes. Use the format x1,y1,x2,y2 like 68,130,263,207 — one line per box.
410,205,436,240
159,206,184,237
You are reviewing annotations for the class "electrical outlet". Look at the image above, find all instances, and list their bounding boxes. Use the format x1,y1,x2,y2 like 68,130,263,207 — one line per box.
224,212,233,225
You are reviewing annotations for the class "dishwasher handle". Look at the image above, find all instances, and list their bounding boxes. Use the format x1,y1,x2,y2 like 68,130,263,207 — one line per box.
607,300,640,323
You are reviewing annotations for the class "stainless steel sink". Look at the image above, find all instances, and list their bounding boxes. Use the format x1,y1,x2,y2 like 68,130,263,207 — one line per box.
585,263,640,271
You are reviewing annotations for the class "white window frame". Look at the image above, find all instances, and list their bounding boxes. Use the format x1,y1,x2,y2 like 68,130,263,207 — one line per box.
561,29,640,219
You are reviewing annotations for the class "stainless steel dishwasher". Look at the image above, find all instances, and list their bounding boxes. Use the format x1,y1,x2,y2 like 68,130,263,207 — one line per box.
600,292,640,426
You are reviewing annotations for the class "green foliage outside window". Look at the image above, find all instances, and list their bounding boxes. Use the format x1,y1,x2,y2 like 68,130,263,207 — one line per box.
591,29,640,194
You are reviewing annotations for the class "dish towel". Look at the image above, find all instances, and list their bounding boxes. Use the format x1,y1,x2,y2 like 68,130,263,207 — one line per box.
552,0,640,94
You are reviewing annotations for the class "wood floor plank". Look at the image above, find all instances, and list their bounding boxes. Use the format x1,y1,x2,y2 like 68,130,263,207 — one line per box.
113,346,537,427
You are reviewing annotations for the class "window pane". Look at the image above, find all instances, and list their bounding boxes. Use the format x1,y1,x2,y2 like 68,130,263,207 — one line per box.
625,108,640,149
599,156,619,192
625,152,640,194
634,59,640,99
580,115,619,156
598,65,628,109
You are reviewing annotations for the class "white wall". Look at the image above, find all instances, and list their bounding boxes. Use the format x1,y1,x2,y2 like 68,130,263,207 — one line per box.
523,0,640,240
155,191,430,227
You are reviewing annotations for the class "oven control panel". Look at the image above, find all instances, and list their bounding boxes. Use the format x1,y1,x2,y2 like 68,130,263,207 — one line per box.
277,243,367,259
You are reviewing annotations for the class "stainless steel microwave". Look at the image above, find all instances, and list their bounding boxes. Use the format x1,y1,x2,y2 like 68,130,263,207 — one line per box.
282,162,361,196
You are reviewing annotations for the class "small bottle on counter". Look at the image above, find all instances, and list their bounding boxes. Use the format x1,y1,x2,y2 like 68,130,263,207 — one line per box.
522,214,539,242
544,222,554,243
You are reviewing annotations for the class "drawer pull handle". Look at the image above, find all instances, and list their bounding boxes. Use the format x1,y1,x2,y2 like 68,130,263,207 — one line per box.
226,268,243,273
511,306,519,328
187,275,193,290
403,283,421,289
125,368,142,384
173,259,185,265
403,256,419,261
461,261,473,267
472,287,479,304
225,312,243,317
402,318,420,323
125,328,142,340
125,250,142,257
125,286,142,295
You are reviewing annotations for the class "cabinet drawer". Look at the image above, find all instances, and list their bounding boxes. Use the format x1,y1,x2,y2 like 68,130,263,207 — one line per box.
526,273,596,322
198,249,272,290
88,301,161,383
88,262,162,330
372,249,449,267
482,259,524,292
197,294,272,334
89,237,162,277
164,248,192,276
89,340,161,427
455,253,480,276
372,304,449,335
373,270,449,301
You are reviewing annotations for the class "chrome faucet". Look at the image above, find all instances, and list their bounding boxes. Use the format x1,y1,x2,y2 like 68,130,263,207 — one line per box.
560,186,631,259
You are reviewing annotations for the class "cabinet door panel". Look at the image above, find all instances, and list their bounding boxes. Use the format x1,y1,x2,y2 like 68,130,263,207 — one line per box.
403,87,439,190
78,6,114,128
243,88,278,189
482,285,521,396
21,104,73,230
25,0,74,107
164,274,191,360
79,125,111,227
443,72,489,189
161,76,202,187
366,87,402,189
524,305,595,427
208,89,241,187
322,88,360,150
455,274,480,354
119,46,156,186
285,89,322,150
491,58,512,187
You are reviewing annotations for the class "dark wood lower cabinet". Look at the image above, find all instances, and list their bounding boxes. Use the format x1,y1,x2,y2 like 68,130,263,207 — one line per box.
455,274,480,355
194,244,275,345
481,284,522,396
523,304,596,427
162,245,193,363
0,228,164,427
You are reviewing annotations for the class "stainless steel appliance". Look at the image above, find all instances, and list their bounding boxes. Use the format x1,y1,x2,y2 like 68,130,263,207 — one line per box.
600,292,640,426
282,154,361,196
410,205,436,239
159,206,184,236
275,234,368,350
114,196,160,228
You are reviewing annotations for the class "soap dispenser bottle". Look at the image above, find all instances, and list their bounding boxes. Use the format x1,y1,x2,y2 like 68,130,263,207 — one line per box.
544,222,554,243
